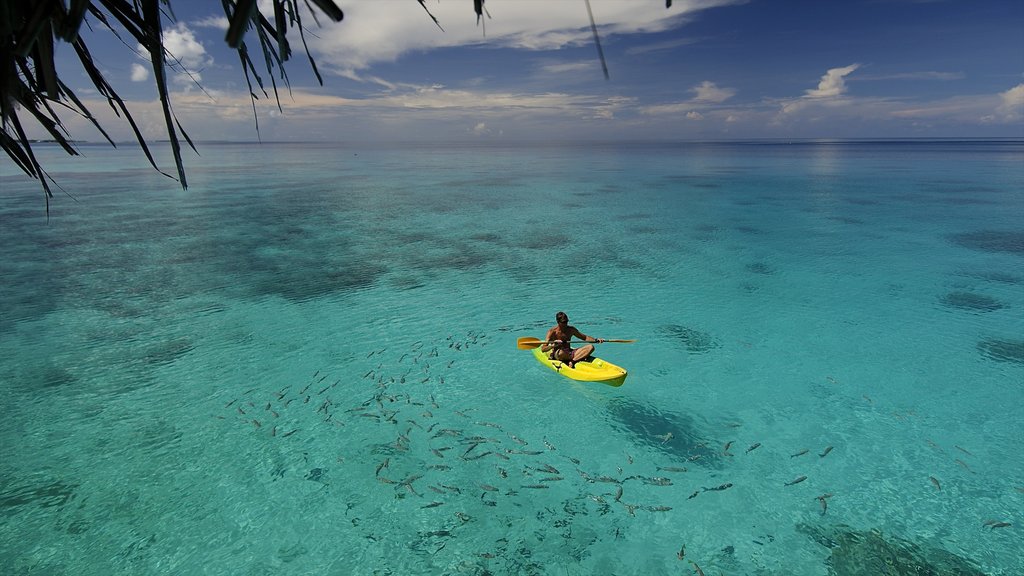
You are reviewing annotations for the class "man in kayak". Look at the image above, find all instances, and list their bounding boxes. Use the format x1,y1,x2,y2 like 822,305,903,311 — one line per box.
541,311,604,368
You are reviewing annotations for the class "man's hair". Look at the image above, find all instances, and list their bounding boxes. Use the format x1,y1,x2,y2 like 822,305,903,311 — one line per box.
555,311,568,323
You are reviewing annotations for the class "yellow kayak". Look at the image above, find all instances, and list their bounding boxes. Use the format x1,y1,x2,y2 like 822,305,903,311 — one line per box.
531,347,627,387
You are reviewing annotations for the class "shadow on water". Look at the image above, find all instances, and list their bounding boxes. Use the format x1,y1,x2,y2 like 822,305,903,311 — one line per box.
949,230,1024,256
797,523,988,576
604,397,722,468
658,324,721,354
0,478,78,513
977,338,1024,364
939,291,1007,312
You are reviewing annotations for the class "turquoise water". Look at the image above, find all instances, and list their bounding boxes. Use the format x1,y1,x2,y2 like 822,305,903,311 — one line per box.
1,141,1022,575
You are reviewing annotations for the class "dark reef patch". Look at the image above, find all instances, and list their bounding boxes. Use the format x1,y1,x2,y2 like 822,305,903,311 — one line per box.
517,233,571,250
950,230,1024,256
604,398,722,467
469,232,503,243
977,338,1024,364
0,479,79,511
143,338,195,366
746,262,774,275
961,270,1022,284
659,324,720,354
36,366,77,389
797,523,987,576
939,291,1006,312
827,216,865,225
736,226,765,234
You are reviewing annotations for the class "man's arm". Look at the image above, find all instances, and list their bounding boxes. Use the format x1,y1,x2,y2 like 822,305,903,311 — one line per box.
541,328,557,352
572,327,602,344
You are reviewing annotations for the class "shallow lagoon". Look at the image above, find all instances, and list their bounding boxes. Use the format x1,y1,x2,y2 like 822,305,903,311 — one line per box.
1,141,1022,574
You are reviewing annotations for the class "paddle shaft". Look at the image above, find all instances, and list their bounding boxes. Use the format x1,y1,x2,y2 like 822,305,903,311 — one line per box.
517,336,634,350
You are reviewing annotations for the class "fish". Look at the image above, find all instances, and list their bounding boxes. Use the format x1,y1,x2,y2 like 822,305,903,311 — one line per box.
252,419,261,428
480,484,499,492
646,505,672,512
746,442,761,454
929,476,941,490
431,449,445,459
375,458,389,476
819,446,833,458
625,453,633,464
522,484,549,489
955,459,973,472
689,560,706,576
816,495,828,515
455,512,471,523
537,464,560,475
676,543,686,560
427,464,451,471
643,477,673,486
508,434,528,445
655,432,673,443
989,522,1011,529
688,491,700,500
723,441,734,454
954,445,972,456
539,476,564,482
657,466,688,473
237,407,246,415
544,439,556,451
377,477,396,485
282,429,298,438
785,476,807,486
614,486,623,502
790,449,809,457
703,483,733,492
422,501,444,509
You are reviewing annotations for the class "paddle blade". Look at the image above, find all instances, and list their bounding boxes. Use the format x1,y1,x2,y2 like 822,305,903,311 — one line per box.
517,337,543,350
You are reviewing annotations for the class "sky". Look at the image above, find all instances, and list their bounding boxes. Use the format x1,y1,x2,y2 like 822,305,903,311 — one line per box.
50,0,1024,142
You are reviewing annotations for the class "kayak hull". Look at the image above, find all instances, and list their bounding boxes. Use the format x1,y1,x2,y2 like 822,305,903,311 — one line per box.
531,347,627,387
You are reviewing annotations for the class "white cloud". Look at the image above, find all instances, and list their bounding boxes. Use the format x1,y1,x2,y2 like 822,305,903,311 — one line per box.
686,111,703,120
152,22,213,84
638,80,736,116
996,83,1024,120
304,1,741,76
692,81,735,103
857,71,964,81
805,64,860,98
131,63,149,82
471,122,491,135
625,37,700,56
778,64,861,116
192,15,229,30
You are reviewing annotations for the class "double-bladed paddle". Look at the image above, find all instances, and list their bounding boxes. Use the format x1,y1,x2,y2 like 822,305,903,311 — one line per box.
516,336,635,350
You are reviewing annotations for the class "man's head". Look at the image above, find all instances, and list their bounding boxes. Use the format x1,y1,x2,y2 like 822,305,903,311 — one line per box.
555,311,568,325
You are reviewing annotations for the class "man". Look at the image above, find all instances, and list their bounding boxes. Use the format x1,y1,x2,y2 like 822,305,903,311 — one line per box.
541,311,604,368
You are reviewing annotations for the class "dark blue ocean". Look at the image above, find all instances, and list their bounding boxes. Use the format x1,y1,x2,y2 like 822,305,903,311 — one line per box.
1,141,1022,575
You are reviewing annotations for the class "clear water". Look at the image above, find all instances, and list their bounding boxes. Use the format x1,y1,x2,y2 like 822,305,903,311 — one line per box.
1,141,1022,575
